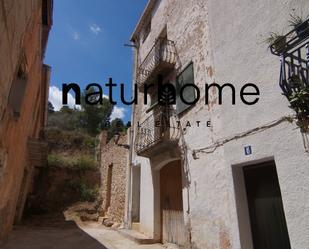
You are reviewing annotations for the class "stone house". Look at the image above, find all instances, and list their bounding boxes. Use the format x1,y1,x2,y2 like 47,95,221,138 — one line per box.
98,131,129,224
125,0,309,249
0,0,53,240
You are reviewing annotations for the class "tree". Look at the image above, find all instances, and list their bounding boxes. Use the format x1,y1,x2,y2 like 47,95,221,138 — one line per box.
48,106,83,131
126,121,131,128
48,101,55,114
107,118,126,140
80,87,113,136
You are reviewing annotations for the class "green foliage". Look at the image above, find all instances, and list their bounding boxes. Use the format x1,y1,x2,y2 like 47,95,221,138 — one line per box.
48,87,129,137
48,87,113,136
47,153,97,170
67,180,98,202
46,128,96,151
48,107,83,131
107,118,126,140
80,87,113,136
47,154,64,167
72,155,98,171
79,183,98,202
48,101,55,114
264,32,286,54
288,88,309,116
284,75,309,132
289,13,308,27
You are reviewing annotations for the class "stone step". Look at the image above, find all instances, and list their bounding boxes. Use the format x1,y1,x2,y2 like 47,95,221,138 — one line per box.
131,222,140,232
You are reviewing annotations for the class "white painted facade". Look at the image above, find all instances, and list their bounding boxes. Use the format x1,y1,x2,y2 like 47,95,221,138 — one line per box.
127,0,309,248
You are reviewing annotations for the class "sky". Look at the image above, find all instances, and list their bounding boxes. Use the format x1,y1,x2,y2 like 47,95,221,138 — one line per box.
45,0,148,122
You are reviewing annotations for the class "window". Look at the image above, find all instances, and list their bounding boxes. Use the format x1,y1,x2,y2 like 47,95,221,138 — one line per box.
8,67,27,118
142,19,151,43
42,0,52,26
176,63,195,114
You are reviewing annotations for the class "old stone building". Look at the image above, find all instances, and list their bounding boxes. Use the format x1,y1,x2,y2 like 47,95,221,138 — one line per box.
125,0,309,249
0,0,53,240
98,131,128,224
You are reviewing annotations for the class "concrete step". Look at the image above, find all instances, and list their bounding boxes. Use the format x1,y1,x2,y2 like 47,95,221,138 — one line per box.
131,222,140,232
118,228,161,244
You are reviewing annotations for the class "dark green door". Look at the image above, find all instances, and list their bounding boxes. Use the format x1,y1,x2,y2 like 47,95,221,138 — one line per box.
243,162,291,249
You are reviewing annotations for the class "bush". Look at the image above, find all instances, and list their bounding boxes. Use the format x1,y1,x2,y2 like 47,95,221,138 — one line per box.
48,153,97,170
46,128,97,152
80,183,98,202
48,154,66,167
72,155,98,171
67,180,98,202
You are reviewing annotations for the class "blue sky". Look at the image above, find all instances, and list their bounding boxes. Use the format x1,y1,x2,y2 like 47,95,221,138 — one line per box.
45,0,148,122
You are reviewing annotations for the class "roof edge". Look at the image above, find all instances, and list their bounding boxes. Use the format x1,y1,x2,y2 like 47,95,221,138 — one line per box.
130,0,157,42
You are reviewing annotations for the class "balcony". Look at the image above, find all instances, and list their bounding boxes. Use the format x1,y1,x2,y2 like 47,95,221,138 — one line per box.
137,38,177,90
270,19,309,119
134,106,180,157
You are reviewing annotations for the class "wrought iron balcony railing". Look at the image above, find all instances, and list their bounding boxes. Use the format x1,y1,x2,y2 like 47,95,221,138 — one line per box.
137,38,177,88
134,106,180,157
270,18,309,56
270,19,309,118
279,42,309,99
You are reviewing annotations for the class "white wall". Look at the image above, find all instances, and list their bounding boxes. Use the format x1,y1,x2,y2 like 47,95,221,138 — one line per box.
131,0,309,248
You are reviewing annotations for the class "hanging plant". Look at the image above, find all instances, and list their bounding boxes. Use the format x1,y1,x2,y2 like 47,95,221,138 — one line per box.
265,32,287,54
289,14,309,39
285,75,309,132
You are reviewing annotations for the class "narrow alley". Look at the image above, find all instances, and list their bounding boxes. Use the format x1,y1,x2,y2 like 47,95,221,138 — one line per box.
0,214,165,249
1,0,309,249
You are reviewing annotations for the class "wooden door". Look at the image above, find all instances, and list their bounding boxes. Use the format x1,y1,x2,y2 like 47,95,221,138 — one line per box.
160,160,186,246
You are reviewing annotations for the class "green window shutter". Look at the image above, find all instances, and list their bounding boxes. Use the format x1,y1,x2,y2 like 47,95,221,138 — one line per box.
176,63,195,114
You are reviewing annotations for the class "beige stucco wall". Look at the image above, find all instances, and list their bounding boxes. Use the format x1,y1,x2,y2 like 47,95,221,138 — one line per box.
131,0,309,248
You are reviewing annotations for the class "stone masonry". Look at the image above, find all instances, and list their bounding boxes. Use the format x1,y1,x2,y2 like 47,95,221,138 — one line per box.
98,131,128,224
0,0,52,240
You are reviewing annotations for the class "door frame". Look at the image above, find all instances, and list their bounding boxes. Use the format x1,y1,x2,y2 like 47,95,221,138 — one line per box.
232,157,291,249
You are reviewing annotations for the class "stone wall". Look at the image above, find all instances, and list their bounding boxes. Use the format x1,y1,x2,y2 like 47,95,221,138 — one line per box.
99,131,128,224
0,0,52,240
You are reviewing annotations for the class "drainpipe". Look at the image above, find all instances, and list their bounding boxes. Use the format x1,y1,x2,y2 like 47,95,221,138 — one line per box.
124,39,138,229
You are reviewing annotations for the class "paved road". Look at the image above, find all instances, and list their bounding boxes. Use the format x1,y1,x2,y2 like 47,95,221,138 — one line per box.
0,216,108,249
0,215,165,249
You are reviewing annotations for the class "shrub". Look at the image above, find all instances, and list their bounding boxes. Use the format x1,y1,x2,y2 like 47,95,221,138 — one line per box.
72,155,98,171
79,183,98,202
45,128,97,152
47,154,66,167
67,180,98,202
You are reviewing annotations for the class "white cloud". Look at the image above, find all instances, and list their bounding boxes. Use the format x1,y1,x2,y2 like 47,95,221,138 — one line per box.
49,85,80,111
110,106,126,121
89,24,101,35
72,31,80,40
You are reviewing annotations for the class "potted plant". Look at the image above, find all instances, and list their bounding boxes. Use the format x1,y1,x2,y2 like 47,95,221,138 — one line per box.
286,75,309,132
265,32,287,54
289,14,309,39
